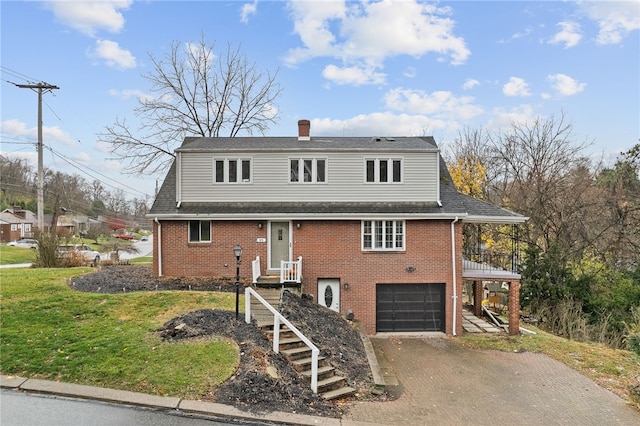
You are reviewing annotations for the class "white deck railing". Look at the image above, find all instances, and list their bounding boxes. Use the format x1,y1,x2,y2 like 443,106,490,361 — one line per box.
244,287,319,393
280,256,302,283
252,256,261,284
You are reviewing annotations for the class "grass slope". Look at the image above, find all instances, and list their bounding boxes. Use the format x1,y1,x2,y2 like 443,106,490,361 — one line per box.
0,267,238,399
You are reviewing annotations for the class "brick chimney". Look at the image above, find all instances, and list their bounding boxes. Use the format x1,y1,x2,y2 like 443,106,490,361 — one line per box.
298,119,310,141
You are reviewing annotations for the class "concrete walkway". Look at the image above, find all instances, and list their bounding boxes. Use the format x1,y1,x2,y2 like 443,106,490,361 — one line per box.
344,337,640,425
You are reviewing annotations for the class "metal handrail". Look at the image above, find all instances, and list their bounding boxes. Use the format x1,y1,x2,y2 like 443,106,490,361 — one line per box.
244,287,319,393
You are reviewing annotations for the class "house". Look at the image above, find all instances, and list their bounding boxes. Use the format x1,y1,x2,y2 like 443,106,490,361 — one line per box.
148,120,527,336
0,207,36,243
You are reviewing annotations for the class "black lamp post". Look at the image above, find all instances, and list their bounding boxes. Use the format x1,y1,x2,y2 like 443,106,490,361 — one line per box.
233,244,243,320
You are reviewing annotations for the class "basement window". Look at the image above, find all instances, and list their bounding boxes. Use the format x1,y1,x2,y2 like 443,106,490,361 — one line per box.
189,220,211,243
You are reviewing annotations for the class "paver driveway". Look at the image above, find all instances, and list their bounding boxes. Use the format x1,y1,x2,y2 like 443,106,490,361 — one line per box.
344,337,639,426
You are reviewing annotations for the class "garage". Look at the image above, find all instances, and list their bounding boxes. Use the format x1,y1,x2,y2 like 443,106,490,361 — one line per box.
376,283,445,332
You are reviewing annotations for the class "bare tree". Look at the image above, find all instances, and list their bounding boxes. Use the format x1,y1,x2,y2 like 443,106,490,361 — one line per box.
98,37,282,175
489,112,594,258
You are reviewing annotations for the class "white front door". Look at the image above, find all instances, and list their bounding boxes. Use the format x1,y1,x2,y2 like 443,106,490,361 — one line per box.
318,279,340,312
269,221,291,270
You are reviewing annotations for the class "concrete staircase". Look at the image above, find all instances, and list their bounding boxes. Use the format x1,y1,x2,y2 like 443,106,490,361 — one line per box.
249,286,356,401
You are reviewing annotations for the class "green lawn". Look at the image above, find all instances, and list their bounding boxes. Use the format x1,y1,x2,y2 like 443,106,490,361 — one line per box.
0,245,37,265
0,267,239,399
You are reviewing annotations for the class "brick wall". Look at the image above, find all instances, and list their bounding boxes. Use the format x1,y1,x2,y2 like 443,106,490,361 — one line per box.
153,219,464,336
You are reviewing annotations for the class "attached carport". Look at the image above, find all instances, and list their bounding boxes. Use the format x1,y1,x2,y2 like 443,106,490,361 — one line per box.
463,259,521,335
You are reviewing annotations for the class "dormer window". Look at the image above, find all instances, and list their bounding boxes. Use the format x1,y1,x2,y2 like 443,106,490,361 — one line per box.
214,158,252,183
290,158,327,183
365,158,402,183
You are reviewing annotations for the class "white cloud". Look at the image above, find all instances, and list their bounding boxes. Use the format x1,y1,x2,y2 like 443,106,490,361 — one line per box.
1,119,77,147
549,21,582,48
547,73,586,97
45,0,132,37
311,112,451,137
462,78,479,90
322,64,386,86
485,105,536,133
384,88,483,120
580,1,640,45
285,0,469,85
240,1,258,24
90,39,136,70
109,88,152,101
503,77,531,97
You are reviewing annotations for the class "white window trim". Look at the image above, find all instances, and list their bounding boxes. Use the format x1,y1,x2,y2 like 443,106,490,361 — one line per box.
289,157,328,184
189,220,212,243
361,220,406,251
364,158,403,183
213,157,253,184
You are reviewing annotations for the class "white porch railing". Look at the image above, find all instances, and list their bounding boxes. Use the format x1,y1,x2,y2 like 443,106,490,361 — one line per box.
280,256,302,283
245,287,319,393
252,256,261,284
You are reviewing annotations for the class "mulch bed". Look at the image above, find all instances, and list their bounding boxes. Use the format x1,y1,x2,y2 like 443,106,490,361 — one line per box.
69,265,389,417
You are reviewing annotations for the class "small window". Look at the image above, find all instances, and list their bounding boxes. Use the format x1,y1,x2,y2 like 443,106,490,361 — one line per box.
362,220,405,251
189,220,211,242
213,158,252,184
365,158,403,183
289,158,327,183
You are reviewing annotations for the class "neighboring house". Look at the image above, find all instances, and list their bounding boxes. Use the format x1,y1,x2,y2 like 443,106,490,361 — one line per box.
0,207,36,242
148,120,527,336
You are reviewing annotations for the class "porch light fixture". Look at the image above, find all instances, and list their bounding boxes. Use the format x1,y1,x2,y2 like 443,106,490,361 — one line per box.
344,282,349,290
406,266,416,273
258,222,263,229
234,245,243,320
296,222,301,229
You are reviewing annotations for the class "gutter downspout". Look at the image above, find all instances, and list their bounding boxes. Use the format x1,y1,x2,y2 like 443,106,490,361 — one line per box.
451,216,459,336
154,217,163,277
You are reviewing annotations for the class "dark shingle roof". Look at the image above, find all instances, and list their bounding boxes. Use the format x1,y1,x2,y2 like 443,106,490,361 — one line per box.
178,136,438,152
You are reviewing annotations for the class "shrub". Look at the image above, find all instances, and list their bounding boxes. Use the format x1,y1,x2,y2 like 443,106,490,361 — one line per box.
626,334,640,355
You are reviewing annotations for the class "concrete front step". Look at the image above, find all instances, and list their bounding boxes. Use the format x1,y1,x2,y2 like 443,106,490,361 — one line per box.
291,355,328,371
321,386,357,401
301,365,335,380
316,375,347,392
280,346,312,360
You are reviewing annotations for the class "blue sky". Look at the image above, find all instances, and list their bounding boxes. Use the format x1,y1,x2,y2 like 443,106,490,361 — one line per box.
2,0,639,201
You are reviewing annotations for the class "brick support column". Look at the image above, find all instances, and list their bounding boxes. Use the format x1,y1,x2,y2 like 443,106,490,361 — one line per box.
508,280,520,336
473,280,483,316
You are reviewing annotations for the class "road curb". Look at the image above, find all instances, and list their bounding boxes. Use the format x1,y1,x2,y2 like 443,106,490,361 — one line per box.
1,375,378,425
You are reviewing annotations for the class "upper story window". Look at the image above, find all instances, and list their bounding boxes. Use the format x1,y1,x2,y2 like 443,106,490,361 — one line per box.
362,220,405,251
189,220,211,243
214,158,252,183
365,158,402,183
290,158,326,183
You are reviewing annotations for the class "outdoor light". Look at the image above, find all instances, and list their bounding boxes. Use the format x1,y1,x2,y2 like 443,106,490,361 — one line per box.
234,245,243,320
296,222,301,229
343,282,349,290
258,222,263,229
406,266,416,273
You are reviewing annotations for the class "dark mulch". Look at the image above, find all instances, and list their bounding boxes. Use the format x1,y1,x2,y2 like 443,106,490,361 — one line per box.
69,265,389,417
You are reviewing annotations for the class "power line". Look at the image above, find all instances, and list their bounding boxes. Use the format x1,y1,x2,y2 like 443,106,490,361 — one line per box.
45,145,152,198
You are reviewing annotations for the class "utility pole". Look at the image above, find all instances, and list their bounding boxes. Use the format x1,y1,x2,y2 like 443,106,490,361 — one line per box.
13,82,59,232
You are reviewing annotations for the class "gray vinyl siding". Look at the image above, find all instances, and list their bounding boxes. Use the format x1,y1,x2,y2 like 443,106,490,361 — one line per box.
179,151,438,203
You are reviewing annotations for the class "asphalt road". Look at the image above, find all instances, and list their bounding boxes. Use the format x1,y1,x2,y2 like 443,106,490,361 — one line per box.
0,389,269,426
